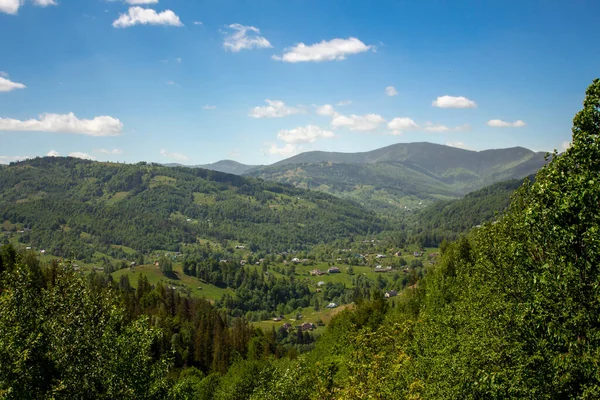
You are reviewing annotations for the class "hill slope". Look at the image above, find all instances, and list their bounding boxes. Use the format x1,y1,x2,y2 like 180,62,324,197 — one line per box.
0,157,382,260
246,142,547,213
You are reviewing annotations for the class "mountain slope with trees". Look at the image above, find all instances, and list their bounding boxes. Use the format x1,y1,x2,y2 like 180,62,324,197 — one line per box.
0,158,383,259
245,143,547,213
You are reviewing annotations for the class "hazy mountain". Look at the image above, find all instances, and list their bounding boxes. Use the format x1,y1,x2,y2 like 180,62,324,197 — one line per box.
164,160,258,175
245,142,548,213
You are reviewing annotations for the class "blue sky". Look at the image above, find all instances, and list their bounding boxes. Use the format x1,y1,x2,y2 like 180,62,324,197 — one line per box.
1,0,599,165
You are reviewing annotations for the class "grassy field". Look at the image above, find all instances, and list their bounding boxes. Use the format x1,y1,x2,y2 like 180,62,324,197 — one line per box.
112,263,232,301
252,303,354,334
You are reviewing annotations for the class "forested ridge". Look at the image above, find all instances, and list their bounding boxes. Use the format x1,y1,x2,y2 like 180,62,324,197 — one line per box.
0,158,383,258
1,79,599,399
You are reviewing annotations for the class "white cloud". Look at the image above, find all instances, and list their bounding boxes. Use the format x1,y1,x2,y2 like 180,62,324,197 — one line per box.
486,119,526,128
0,155,30,164
125,0,158,4
69,152,96,160
47,150,60,156
264,143,301,157
249,100,300,118
202,105,216,110
33,0,56,6
387,117,419,135
175,57,182,63
0,0,22,14
0,76,26,92
385,86,398,97
193,21,202,25
561,141,571,151
0,112,123,136
336,100,352,106
160,148,188,161
97,148,123,155
446,141,473,150
0,71,8,78
423,122,471,132
166,80,176,85
277,125,334,144
432,95,477,109
112,7,183,28
273,37,371,63
316,104,336,117
223,23,272,52
331,113,385,132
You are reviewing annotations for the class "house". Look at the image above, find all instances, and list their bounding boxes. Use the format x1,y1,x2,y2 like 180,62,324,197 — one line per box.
413,251,423,257
219,259,228,263
394,251,402,257
317,281,325,287
273,317,282,322
328,267,341,273
301,322,315,331
240,260,247,266
291,257,300,263
25,246,31,250
326,302,338,309
130,262,136,267
376,254,386,259
283,323,292,330
310,269,326,276
385,290,398,298
40,250,46,254
375,265,392,272
235,245,246,249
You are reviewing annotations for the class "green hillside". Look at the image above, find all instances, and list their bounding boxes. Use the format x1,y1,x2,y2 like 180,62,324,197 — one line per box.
0,157,383,261
246,143,546,213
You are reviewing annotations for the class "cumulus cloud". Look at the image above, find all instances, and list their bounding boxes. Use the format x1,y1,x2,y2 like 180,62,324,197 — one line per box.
0,112,123,136
316,104,336,117
112,6,183,28
432,95,477,109
33,0,56,6
424,122,471,132
223,23,272,52
0,72,8,78
277,125,334,144
336,100,352,106
446,141,473,150
125,0,158,4
0,76,26,92
97,148,123,155
249,100,300,118
264,143,301,157
69,152,96,160
273,37,371,63
202,105,216,110
486,119,526,128
385,86,398,97
47,150,60,156
0,155,30,164
387,117,420,135
331,113,386,132
160,148,188,161
0,0,23,14
193,21,202,25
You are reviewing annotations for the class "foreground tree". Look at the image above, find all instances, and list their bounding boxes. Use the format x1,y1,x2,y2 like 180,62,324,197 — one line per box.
0,257,170,399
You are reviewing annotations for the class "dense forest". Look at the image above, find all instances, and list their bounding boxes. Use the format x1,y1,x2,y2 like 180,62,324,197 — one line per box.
1,78,598,399
0,159,383,258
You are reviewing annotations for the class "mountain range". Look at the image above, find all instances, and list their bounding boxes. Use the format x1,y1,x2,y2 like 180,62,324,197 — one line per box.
184,142,548,213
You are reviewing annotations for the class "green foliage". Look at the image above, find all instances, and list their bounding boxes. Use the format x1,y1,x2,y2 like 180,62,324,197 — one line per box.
0,158,383,256
0,257,169,399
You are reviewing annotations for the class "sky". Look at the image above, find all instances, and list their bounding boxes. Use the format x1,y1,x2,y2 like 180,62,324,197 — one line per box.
1,0,599,165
